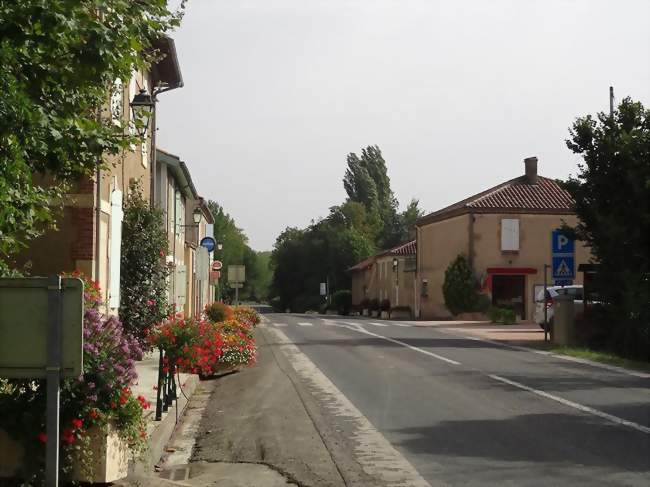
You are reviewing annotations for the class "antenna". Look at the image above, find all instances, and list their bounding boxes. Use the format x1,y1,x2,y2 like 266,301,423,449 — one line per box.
609,86,614,116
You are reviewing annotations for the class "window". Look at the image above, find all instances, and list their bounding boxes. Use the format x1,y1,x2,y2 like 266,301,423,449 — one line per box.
501,218,520,251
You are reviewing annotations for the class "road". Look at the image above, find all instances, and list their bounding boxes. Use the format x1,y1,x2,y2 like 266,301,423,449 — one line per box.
259,313,650,487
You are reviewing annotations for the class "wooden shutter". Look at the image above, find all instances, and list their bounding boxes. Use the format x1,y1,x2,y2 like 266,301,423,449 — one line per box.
501,218,520,251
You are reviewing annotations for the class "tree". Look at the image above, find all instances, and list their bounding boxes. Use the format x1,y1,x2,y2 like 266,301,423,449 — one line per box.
207,200,271,302
119,182,169,346
0,1,184,270
563,97,650,358
442,255,479,315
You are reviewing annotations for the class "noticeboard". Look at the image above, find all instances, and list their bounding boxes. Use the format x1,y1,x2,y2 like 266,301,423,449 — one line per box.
228,265,245,283
0,277,84,379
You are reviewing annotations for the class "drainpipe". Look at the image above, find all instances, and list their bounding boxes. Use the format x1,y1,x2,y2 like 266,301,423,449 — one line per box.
468,211,475,272
94,167,102,281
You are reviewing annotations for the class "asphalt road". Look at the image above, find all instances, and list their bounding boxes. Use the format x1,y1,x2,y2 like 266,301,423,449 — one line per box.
264,313,650,487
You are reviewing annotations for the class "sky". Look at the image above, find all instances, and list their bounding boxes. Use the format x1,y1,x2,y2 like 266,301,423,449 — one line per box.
157,0,650,251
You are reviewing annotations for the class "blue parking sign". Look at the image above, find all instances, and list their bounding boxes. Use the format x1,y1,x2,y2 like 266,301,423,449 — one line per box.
552,256,575,279
552,230,574,255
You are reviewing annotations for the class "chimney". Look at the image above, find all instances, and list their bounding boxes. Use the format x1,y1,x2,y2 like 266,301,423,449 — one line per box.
524,156,538,184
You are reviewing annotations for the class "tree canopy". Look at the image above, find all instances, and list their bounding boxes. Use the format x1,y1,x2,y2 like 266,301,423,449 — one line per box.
207,200,271,302
0,0,184,273
563,96,650,358
270,145,422,311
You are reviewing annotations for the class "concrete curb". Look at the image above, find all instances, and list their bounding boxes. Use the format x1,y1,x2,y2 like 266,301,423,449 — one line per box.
131,374,200,475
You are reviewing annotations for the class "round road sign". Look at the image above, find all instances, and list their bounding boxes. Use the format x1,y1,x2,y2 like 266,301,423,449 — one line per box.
200,236,216,252
212,260,223,271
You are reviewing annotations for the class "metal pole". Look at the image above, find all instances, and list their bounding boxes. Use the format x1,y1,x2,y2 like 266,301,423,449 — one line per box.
235,285,239,307
155,347,164,421
46,275,62,487
543,264,550,343
609,86,614,116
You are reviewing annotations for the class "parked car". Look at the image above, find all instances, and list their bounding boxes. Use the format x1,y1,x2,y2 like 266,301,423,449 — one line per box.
534,285,584,329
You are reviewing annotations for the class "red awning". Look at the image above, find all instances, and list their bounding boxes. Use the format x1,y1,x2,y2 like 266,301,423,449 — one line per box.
487,267,537,275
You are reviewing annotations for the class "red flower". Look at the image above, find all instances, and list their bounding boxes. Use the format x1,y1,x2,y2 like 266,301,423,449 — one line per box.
89,409,99,419
110,401,117,409
71,418,83,430
62,429,75,445
37,432,47,444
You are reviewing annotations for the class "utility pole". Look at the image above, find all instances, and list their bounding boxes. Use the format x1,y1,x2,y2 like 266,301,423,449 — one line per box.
609,86,614,117
544,264,550,343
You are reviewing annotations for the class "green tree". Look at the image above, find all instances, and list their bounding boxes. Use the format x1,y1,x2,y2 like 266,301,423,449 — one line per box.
0,0,184,270
563,97,650,358
119,182,169,345
442,254,478,315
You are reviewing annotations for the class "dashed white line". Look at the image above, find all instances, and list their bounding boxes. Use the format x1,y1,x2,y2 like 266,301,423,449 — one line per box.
368,322,389,327
488,374,650,435
274,323,288,327
297,322,314,327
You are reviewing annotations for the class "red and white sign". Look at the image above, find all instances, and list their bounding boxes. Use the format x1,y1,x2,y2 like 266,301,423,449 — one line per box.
211,260,223,271
210,271,221,281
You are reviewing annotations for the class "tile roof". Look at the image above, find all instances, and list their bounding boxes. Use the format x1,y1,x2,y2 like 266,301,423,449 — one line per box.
417,176,574,226
348,240,416,272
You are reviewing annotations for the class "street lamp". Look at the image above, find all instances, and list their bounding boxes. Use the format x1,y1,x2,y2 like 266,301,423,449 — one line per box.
217,242,223,251
192,207,202,225
129,88,155,138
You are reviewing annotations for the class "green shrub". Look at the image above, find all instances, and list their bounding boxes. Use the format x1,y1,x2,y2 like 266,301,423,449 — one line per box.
332,290,352,310
369,298,380,311
488,307,516,324
442,254,479,315
205,302,234,323
360,297,371,309
380,299,391,311
270,296,284,312
119,181,169,346
475,294,491,312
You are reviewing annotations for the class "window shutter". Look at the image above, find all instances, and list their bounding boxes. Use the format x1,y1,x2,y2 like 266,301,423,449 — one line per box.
176,265,187,305
108,189,123,309
501,218,520,251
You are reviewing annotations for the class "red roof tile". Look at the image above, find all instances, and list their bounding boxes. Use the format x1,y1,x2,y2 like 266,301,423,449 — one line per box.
417,176,574,226
348,240,416,272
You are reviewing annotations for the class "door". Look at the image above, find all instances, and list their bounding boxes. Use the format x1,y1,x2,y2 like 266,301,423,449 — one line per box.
491,275,526,320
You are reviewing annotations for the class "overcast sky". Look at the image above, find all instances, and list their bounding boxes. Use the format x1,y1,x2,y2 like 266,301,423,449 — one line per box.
157,0,650,251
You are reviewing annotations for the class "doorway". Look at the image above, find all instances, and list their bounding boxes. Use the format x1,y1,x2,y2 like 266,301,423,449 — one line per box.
491,274,526,320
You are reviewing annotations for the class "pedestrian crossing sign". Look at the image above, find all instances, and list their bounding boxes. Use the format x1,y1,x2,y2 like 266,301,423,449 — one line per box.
552,256,575,279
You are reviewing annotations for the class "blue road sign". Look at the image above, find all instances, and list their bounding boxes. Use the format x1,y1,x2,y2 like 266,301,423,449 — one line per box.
200,236,216,253
552,229,574,255
554,279,573,287
552,255,575,279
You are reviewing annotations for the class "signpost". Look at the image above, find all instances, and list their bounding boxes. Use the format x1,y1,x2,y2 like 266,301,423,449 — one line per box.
0,276,84,487
227,265,245,305
199,236,216,253
551,229,575,286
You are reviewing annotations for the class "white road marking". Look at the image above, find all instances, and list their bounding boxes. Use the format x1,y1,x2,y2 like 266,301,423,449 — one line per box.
392,323,412,328
341,322,461,366
274,323,288,327
297,322,314,327
489,374,650,435
455,331,650,379
368,322,389,327
269,327,433,487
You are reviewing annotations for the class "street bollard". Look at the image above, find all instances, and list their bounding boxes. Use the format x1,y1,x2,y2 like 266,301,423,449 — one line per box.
552,294,575,346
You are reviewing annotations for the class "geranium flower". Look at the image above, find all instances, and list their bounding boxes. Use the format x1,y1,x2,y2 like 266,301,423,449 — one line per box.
37,432,47,444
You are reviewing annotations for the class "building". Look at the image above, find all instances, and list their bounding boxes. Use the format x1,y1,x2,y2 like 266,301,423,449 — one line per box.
415,157,591,321
350,240,417,313
155,149,214,317
13,38,183,313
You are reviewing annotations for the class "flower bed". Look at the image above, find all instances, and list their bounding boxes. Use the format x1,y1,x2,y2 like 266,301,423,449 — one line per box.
148,304,259,380
0,272,149,484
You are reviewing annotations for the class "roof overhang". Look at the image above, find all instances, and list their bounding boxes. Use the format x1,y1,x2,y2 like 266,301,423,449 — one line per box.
156,149,197,199
416,207,575,227
151,36,184,94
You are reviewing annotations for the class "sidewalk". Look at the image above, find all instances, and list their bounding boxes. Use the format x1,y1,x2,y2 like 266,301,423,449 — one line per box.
413,320,546,346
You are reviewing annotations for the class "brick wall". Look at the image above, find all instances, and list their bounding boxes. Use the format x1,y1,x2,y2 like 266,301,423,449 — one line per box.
71,207,95,261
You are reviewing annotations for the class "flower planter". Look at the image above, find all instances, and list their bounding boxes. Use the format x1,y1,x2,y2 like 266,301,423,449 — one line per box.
380,311,390,319
362,309,370,316
0,423,129,484
325,309,339,315
72,423,129,483
371,310,380,317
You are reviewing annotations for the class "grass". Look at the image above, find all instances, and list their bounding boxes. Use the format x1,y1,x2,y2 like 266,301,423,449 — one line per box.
549,346,650,373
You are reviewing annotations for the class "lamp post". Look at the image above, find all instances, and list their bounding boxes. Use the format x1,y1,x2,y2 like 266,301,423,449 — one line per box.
544,263,551,343
129,88,155,138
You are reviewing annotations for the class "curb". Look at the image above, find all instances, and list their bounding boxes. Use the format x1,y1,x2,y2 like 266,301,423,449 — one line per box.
131,374,200,475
